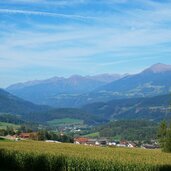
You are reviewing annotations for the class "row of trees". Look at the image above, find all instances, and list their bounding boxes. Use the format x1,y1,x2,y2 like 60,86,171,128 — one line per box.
36,130,73,143
0,124,74,143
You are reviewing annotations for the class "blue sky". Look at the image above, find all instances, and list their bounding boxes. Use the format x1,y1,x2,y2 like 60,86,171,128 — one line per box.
0,0,171,87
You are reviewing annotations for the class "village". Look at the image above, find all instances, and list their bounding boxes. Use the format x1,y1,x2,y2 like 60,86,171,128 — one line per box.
73,137,159,149
0,132,160,150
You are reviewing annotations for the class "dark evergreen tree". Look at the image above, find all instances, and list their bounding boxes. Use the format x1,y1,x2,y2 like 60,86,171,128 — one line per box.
164,122,171,152
158,120,167,149
158,120,171,152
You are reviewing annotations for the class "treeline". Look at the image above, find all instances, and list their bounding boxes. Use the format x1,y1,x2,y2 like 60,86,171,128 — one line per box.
0,114,24,124
96,120,158,141
0,123,73,143
23,108,107,125
0,121,40,136
36,130,73,143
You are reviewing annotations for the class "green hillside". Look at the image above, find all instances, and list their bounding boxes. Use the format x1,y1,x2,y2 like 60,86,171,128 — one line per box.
0,88,170,125
0,89,104,125
96,120,158,141
83,94,171,121
0,122,19,129
0,89,50,115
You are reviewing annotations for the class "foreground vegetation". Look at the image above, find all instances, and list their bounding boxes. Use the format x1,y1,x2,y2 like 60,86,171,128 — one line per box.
0,141,171,171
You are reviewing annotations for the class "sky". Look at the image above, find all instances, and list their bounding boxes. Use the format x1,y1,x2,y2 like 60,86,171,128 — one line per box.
0,0,171,87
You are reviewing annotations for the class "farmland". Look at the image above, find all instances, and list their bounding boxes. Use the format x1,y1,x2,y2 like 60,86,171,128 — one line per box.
47,118,84,126
84,132,100,138
0,141,171,171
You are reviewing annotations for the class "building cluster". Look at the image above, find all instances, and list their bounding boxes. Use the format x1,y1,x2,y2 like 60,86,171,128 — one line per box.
0,132,38,141
74,138,160,149
74,138,137,148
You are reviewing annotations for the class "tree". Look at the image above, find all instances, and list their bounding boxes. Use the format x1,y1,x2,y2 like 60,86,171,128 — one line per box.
6,126,15,135
158,120,167,149
158,120,171,152
0,129,7,136
164,122,171,152
37,130,46,141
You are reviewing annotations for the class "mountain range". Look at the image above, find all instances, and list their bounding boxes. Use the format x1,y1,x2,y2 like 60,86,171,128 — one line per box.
89,63,171,103
6,74,125,107
6,63,171,108
0,63,170,124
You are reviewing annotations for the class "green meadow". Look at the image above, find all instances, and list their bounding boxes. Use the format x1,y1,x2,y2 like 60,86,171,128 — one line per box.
47,118,84,126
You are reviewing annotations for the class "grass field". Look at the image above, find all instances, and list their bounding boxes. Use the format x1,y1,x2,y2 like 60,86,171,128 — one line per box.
0,141,171,171
0,137,11,142
84,132,100,138
0,122,19,129
47,118,84,126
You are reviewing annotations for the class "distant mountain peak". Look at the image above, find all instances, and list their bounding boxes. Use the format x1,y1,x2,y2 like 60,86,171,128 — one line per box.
69,75,84,79
143,63,171,73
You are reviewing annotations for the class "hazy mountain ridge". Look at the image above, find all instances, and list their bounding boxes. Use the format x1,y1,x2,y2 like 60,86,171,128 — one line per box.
6,63,171,107
88,63,171,103
7,74,123,90
142,63,171,73
85,74,125,83
0,88,49,115
6,74,124,107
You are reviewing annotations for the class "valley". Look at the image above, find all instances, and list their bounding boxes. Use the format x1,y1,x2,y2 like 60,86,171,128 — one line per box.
0,63,171,170
1,0,171,169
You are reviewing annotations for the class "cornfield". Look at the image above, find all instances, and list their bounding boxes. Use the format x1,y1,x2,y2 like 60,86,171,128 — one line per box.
0,141,171,171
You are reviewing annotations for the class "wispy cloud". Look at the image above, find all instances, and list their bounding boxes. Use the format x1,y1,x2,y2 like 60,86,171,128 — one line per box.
0,8,96,20
0,0,92,8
